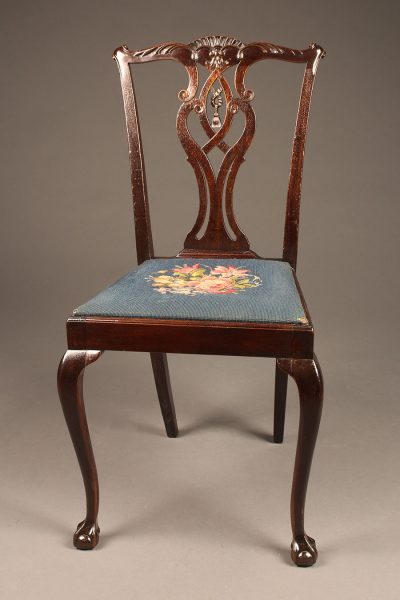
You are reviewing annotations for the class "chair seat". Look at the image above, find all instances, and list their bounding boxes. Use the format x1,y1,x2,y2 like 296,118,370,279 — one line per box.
74,258,308,325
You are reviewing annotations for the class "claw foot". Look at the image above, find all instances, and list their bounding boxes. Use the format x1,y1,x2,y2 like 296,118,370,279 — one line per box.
73,519,100,550
291,534,318,567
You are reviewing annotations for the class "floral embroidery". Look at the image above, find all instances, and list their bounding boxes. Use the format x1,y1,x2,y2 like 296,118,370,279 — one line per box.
147,264,262,295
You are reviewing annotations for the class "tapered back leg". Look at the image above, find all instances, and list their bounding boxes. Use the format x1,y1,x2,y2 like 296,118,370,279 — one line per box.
277,355,323,566
57,349,103,549
150,352,178,437
273,360,288,443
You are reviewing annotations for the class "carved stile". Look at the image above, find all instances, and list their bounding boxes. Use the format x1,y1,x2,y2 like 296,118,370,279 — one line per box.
113,36,325,266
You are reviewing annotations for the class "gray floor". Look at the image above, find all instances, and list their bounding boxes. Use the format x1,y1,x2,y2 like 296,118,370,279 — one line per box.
1,322,399,599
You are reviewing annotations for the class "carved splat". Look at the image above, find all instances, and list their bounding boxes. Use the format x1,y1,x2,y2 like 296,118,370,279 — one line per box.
113,36,325,263
179,36,254,254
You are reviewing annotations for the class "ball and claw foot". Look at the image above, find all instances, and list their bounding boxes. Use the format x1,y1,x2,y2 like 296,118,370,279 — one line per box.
291,534,318,567
73,519,100,550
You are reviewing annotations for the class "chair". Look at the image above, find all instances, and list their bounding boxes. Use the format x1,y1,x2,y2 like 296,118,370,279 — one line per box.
57,35,326,567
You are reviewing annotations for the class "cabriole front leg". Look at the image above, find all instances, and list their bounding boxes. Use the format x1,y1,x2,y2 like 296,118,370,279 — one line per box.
277,354,323,567
57,349,103,550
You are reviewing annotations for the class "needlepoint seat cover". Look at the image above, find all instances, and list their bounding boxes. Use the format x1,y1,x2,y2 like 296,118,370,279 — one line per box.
73,258,307,324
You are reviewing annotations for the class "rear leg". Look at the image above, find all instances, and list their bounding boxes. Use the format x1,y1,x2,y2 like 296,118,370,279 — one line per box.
150,352,178,437
274,360,288,443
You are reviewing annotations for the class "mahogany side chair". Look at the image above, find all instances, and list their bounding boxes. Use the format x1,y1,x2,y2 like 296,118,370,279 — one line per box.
58,35,326,567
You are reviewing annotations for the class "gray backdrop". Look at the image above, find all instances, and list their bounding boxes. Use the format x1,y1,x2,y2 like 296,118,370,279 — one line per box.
1,0,399,598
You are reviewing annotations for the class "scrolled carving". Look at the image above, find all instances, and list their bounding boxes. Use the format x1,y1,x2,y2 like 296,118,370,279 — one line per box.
176,60,255,252
200,74,231,155
309,42,326,59
189,35,245,52
190,35,244,71
239,41,308,63
130,42,190,60
193,99,205,114
115,36,325,257
116,42,198,102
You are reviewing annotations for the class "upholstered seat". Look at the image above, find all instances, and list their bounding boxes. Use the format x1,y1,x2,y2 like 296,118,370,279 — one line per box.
74,258,307,325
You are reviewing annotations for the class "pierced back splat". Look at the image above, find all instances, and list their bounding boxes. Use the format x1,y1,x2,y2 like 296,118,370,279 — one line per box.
113,36,325,267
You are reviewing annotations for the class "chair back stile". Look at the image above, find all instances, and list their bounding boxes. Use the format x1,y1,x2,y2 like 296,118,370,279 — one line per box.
114,50,155,264
283,57,323,269
113,37,325,268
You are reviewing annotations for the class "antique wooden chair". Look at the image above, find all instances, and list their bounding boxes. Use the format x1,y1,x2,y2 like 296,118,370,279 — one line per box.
58,35,325,567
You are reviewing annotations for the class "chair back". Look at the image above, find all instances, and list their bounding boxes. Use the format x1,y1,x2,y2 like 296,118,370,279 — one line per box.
113,35,325,269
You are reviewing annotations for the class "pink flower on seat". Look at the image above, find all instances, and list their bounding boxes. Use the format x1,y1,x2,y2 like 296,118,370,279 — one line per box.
174,263,201,274
193,276,236,294
210,265,249,277
147,263,261,295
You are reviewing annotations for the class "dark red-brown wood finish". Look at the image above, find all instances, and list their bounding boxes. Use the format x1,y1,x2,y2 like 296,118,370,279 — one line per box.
113,36,325,264
58,35,326,567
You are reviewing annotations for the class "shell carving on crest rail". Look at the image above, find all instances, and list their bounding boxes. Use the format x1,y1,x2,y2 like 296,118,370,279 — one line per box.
115,36,325,255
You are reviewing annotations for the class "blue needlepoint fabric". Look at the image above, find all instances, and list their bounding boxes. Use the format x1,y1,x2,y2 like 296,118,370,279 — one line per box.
73,258,307,324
